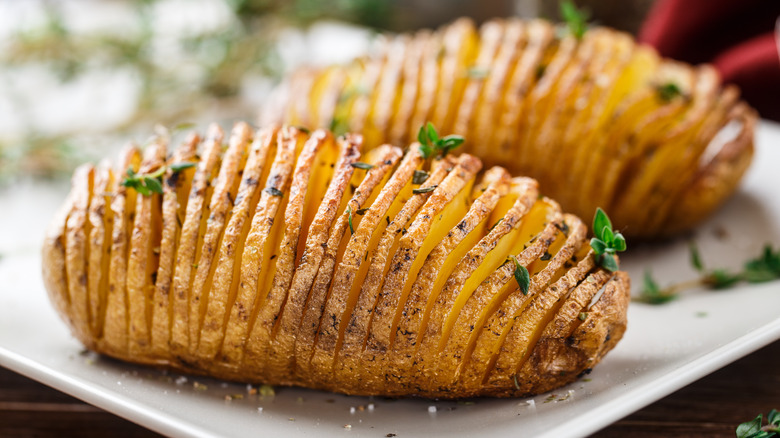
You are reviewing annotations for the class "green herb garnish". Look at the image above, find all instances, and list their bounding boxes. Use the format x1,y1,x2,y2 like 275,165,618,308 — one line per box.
351,162,373,170
347,205,354,234
417,122,464,159
578,312,588,321
121,162,195,196
412,169,429,185
329,116,349,137
560,0,590,40
637,243,780,304
736,409,780,438
466,66,489,79
589,208,626,272
265,187,283,197
656,82,683,102
508,255,530,295
412,185,438,194
690,241,704,272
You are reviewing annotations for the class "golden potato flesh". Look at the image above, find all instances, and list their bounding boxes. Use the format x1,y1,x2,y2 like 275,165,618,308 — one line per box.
262,18,758,239
42,122,629,398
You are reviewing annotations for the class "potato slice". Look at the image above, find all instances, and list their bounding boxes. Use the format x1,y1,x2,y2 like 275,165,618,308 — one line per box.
64,164,94,347
408,29,444,144
482,217,589,388
42,181,77,335
241,127,330,379
471,19,525,161
195,126,277,360
327,155,455,391
149,133,198,359
265,131,363,382
452,20,505,141
431,18,478,134
348,39,389,135
127,140,166,356
507,267,614,397
388,30,430,145
170,124,223,361
219,127,295,368
366,35,408,147
429,214,585,393
515,35,578,175
102,146,142,355
86,160,114,339
663,102,756,236
533,31,599,185
452,206,566,391
294,145,403,382
186,123,251,356
492,20,554,166
359,154,482,390
388,167,511,383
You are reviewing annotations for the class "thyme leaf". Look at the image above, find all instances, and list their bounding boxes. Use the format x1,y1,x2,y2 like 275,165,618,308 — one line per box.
351,162,373,170
637,243,780,305
589,208,626,271
413,185,438,194
412,169,429,185
508,255,530,295
347,205,354,234
656,82,684,103
121,161,194,196
736,409,780,438
417,122,464,159
559,0,590,40
265,187,283,197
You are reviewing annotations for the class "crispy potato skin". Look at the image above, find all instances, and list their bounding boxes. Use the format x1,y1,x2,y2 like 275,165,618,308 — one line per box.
265,18,757,240
42,124,630,399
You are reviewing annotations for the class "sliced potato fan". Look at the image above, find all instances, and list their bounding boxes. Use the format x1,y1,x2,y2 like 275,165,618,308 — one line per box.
42,122,629,398
262,18,757,239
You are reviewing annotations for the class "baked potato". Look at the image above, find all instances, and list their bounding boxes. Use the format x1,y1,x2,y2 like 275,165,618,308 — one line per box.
42,122,629,398
261,18,758,239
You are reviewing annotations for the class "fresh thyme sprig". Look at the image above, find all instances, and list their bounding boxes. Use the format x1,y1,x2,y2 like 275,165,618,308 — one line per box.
347,205,354,234
637,243,780,304
417,122,464,159
121,161,195,196
559,0,590,40
590,208,626,272
655,82,684,103
736,409,780,438
508,255,530,295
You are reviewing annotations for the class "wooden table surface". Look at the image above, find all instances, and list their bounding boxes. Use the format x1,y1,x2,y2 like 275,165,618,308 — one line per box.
1,339,778,437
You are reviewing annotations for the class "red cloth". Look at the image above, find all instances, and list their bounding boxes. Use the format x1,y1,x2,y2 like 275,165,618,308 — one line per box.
639,0,780,120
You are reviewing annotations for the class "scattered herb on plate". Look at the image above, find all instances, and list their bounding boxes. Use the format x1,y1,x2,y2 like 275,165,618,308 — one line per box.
736,409,780,438
637,243,780,304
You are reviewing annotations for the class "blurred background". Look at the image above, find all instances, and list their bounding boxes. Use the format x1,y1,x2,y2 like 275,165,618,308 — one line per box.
0,0,777,184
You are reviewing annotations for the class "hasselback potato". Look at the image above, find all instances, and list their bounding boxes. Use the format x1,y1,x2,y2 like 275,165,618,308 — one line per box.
42,123,629,398
261,18,758,239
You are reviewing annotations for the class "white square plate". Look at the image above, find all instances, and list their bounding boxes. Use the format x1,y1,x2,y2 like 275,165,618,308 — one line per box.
1,122,779,438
